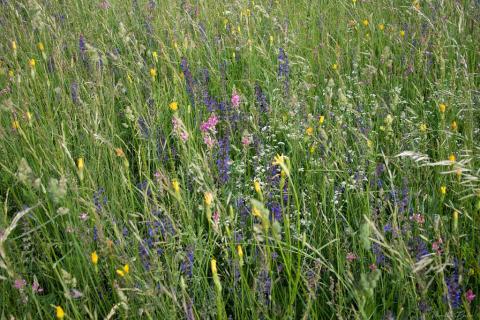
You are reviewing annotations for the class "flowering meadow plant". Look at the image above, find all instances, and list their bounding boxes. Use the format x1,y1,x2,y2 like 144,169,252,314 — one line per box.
0,0,479,318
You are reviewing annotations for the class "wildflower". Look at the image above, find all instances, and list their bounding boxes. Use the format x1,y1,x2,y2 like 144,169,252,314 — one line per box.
152,51,158,62
448,154,456,163
14,278,27,290
269,35,274,45
399,30,405,37
378,23,385,31
91,251,98,265
241,134,252,147
252,207,262,217
169,101,178,111
172,179,180,194
12,120,20,130
32,280,43,293
272,154,286,166
450,121,457,131
55,306,65,319
211,258,217,274
346,252,357,262
231,92,240,107
440,185,447,195
8,70,14,78
319,115,325,125
115,148,125,157
332,63,338,70
77,157,84,170
465,289,476,303
254,180,261,193
149,68,157,79
204,192,213,206
419,123,427,132
116,264,129,277
11,40,17,52
28,58,36,68
362,19,369,27
237,245,243,259
439,103,446,113
306,127,314,136
37,42,44,52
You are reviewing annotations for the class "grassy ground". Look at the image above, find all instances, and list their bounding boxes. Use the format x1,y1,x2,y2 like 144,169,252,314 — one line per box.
0,0,479,319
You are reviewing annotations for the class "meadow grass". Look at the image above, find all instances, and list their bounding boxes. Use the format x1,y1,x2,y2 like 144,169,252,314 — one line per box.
0,0,479,319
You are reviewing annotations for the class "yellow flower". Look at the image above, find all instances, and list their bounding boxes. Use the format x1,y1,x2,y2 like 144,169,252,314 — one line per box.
399,30,405,37
204,192,213,206
152,51,158,62
169,101,178,111
332,63,338,71
269,35,274,45
8,70,14,78
254,180,261,193
55,306,65,319
115,148,125,157
149,68,157,78
319,115,325,125
309,145,316,154
26,112,33,122
306,127,314,136
440,185,447,195
450,121,457,131
362,19,369,27
413,0,420,10
378,23,385,31
116,264,129,277
439,103,446,113
12,120,20,129
11,40,17,51
37,42,44,52
91,251,98,265
449,153,456,163
352,0,357,3
77,157,84,171
419,123,427,132
252,207,261,217
28,58,36,68
172,179,180,194
211,258,217,274
237,245,243,258
272,154,286,166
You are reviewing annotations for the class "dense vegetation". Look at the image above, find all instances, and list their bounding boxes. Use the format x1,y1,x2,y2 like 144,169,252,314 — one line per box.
0,0,479,318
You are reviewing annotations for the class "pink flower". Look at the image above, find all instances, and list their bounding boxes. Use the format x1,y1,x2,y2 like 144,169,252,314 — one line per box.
200,114,219,132
79,212,88,221
369,264,377,271
241,134,252,147
231,92,240,108
410,213,425,225
180,131,189,142
465,289,475,303
14,278,26,290
432,238,443,254
32,280,44,293
346,252,357,262
203,135,216,148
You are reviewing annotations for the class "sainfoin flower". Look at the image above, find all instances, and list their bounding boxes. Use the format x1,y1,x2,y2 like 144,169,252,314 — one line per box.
231,92,240,107
465,289,475,303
